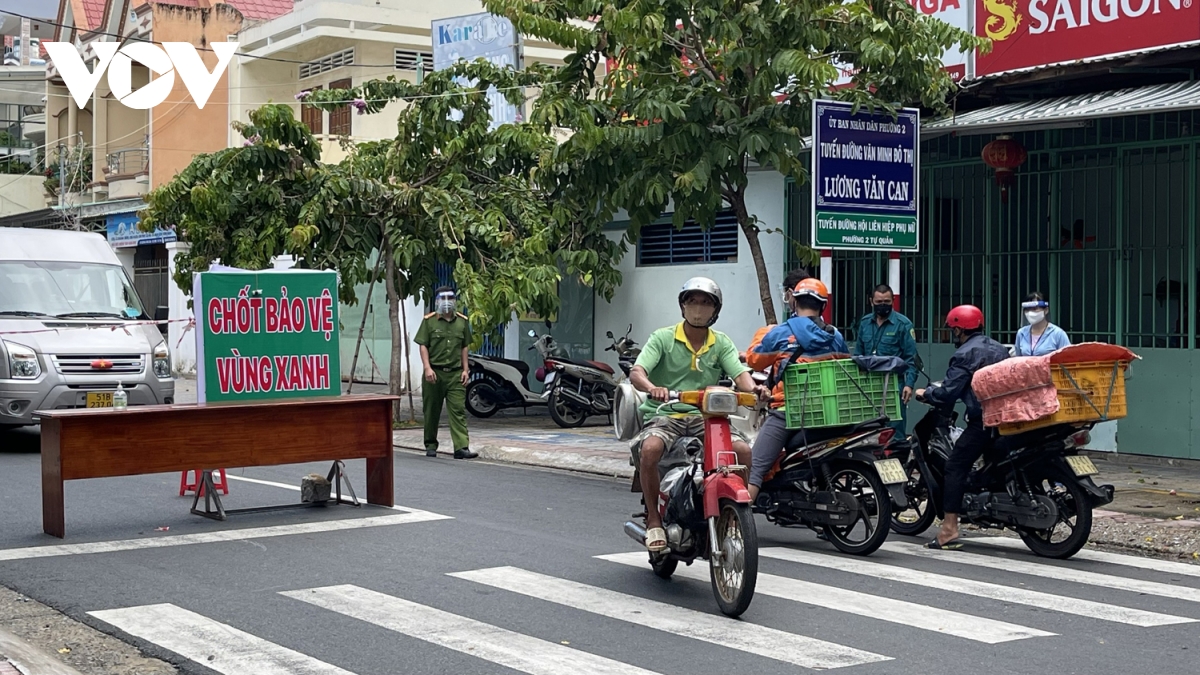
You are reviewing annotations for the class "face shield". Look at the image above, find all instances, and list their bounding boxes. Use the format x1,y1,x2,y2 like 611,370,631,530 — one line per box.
435,291,457,316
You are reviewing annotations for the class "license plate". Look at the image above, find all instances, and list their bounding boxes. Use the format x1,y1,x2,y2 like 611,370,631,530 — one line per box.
1065,455,1099,477
86,392,113,408
874,458,908,485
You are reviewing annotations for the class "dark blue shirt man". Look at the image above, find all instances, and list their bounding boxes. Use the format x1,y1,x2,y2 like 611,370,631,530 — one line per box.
854,284,919,431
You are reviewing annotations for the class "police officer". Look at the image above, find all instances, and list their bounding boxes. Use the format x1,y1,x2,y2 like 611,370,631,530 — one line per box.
414,286,477,459
854,284,919,432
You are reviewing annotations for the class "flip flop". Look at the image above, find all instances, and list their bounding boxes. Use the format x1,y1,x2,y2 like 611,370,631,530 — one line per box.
645,527,668,552
926,537,964,550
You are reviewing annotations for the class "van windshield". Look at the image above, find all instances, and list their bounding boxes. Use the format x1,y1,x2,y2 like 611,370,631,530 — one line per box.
0,261,146,319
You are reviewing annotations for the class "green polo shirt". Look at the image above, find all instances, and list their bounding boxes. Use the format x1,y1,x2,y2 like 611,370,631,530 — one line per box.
634,322,749,422
854,311,919,389
414,312,472,369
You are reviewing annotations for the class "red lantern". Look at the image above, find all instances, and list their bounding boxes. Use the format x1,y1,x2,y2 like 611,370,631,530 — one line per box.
981,135,1027,203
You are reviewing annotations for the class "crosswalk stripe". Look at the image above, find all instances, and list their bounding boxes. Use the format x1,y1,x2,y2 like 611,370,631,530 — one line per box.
969,537,1200,579
597,552,1054,643
88,604,355,675
282,585,662,675
883,542,1200,604
760,547,1194,627
0,510,451,562
451,566,890,670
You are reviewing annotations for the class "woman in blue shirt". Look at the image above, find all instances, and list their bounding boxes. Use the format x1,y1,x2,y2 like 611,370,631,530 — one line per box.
1014,291,1071,356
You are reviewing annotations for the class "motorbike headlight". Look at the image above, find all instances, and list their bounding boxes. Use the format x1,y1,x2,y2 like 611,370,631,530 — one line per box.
4,341,41,379
153,342,171,379
702,390,740,415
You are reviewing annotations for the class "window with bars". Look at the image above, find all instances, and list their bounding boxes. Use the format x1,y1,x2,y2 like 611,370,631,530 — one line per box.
300,84,322,134
395,49,432,72
637,212,739,266
299,48,355,79
328,78,352,136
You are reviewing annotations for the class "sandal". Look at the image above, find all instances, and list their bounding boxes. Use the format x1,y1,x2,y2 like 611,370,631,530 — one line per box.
926,537,964,550
645,527,668,552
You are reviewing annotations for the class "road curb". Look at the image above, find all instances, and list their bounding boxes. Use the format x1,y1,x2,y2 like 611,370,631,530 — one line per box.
394,441,634,479
0,627,87,675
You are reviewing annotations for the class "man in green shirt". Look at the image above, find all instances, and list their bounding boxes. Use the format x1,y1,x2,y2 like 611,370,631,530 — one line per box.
414,286,477,459
629,277,766,552
853,283,919,432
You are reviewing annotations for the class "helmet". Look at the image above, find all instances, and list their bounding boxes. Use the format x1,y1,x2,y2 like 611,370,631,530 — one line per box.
946,305,984,330
678,277,723,327
678,277,723,311
792,278,829,304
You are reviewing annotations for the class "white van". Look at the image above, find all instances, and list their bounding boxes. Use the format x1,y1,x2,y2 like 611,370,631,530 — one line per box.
0,227,175,428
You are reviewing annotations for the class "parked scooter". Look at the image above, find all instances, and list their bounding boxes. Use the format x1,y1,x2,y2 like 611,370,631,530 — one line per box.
624,387,759,617
605,325,641,377
896,381,1114,559
464,333,559,418
533,329,621,428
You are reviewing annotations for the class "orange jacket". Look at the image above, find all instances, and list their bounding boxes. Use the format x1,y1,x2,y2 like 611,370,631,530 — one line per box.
744,325,847,408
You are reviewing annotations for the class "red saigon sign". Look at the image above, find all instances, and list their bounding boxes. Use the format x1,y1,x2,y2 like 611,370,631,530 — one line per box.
976,0,1200,76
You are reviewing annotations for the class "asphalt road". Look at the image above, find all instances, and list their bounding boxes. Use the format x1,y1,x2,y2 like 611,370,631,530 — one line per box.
2,424,1199,675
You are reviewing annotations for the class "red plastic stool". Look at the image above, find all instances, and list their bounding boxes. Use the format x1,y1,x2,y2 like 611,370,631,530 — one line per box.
179,469,229,497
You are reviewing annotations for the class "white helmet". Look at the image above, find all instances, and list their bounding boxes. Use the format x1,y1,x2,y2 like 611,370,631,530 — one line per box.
678,277,723,326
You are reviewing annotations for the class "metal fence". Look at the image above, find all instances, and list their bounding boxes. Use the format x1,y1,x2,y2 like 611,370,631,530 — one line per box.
788,110,1200,350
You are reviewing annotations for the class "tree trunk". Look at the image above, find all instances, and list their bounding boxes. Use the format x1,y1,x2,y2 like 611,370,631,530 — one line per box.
731,190,778,325
384,245,405,425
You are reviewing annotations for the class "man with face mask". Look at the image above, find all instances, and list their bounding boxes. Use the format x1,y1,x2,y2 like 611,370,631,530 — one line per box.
915,305,1008,549
628,277,767,552
414,286,478,459
854,284,919,433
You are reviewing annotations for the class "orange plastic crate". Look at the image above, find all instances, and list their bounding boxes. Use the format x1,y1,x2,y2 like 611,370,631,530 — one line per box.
997,360,1128,436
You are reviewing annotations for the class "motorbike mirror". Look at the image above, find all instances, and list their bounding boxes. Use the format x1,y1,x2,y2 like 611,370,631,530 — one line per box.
606,331,614,339
544,319,552,331
527,329,536,338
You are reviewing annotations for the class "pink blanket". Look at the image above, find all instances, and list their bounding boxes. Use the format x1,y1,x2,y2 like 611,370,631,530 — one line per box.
972,356,1059,427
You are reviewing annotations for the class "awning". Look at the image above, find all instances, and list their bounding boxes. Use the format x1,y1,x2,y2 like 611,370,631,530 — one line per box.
923,80,1200,137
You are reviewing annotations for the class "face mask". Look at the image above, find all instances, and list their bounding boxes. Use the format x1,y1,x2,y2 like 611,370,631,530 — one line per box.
436,296,456,315
1025,311,1045,325
873,303,893,318
683,304,715,328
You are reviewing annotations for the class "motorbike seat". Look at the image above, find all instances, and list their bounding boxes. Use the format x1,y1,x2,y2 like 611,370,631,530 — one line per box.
783,425,855,451
474,354,531,375
557,356,615,375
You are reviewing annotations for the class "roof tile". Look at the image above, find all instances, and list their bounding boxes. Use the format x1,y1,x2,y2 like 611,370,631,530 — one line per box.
227,0,294,20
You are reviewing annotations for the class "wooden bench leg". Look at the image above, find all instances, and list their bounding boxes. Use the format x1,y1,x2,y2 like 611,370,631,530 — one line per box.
41,420,65,538
366,456,393,508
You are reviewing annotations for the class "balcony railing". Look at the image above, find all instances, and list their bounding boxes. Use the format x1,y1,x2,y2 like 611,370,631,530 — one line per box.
105,148,149,177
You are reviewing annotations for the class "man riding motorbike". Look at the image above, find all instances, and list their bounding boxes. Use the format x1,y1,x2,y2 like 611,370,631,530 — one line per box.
915,305,1009,549
745,278,849,502
628,277,766,553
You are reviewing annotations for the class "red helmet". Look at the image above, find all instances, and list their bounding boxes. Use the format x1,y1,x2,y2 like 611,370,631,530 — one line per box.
945,305,984,330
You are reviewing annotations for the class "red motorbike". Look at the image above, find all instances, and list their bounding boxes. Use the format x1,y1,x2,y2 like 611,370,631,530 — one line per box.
624,387,759,617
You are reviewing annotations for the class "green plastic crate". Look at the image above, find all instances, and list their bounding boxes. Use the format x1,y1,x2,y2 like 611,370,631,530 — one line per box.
782,358,901,429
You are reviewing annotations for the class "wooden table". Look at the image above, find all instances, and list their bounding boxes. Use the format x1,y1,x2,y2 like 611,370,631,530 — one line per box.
38,394,397,538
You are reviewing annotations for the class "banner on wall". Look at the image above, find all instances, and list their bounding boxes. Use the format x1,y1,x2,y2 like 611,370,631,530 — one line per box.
975,0,1200,77
193,270,341,404
432,12,522,130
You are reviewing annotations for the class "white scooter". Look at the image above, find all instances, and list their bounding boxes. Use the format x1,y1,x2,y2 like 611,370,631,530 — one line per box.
464,334,559,418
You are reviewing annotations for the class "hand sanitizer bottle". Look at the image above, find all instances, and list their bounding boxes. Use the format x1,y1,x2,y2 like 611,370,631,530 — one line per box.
113,382,128,410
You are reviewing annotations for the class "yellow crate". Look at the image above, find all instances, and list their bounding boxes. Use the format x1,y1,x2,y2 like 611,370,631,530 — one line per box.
997,361,1129,436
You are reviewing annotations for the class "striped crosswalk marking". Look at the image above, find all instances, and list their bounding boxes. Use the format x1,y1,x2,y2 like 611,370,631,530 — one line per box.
88,604,355,675
451,566,890,670
597,552,1054,643
970,537,1200,579
760,547,1194,627
883,542,1200,604
282,585,662,675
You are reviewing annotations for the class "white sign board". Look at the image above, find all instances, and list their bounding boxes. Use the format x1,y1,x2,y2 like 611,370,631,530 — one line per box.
833,0,973,86
432,12,522,130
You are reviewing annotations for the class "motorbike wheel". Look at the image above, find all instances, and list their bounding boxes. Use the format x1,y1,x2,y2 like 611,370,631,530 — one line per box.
547,389,587,428
709,501,758,618
1018,474,1093,559
890,461,937,536
650,553,678,579
464,380,501,418
823,463,892,556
